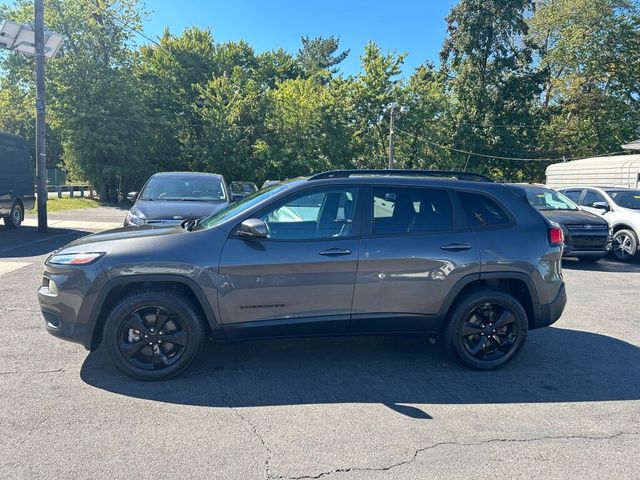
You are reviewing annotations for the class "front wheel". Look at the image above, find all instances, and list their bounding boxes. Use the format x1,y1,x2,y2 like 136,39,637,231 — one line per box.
442,289,528,370
103,289,206,380
612,229,637,262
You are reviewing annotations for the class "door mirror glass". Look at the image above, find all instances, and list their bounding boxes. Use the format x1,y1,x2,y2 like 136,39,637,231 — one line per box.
592,201,610,212
232,194,244,203
237,218,268,239
126,191,138,202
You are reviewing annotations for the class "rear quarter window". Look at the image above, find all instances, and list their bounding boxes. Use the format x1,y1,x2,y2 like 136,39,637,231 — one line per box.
457,191,510,228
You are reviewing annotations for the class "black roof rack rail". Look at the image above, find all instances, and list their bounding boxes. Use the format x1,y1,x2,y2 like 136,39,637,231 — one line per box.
308,169,493,182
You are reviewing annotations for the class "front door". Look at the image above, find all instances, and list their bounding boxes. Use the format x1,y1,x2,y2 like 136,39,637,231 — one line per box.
351,185,480,333
218,185,361,335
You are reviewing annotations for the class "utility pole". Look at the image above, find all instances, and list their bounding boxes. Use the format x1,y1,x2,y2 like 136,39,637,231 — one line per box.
385,102,408,169
35,0,47,232
387,102,397,169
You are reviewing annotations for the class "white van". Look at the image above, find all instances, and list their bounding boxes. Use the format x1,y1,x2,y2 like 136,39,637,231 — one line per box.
545,154,640,189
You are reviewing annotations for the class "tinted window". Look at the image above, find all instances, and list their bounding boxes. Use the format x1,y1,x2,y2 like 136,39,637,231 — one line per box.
581,190,606,207
458,192,510,227
261,187,357,240
372,187,453,235
562,189,583,203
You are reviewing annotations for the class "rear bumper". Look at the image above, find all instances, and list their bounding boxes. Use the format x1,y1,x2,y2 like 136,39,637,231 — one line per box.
531,283,567,330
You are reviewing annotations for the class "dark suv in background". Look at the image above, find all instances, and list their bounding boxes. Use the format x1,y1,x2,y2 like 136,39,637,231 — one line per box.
0,132,35,228
39,170,567,380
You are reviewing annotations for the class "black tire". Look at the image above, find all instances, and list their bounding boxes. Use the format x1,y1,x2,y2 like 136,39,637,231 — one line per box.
442,289,528,370
5,201,23,228
103,288,206,380
576,256,601,263
612,229,637,262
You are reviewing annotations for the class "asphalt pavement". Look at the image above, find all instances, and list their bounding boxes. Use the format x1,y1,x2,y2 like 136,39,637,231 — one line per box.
1,207,638,479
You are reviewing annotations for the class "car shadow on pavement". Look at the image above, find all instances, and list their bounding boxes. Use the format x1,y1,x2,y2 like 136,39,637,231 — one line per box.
562,256,640,273
0,226,91,258
80,327,640,418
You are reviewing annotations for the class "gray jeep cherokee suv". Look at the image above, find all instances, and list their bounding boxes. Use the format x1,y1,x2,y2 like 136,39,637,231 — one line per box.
39,170,567,380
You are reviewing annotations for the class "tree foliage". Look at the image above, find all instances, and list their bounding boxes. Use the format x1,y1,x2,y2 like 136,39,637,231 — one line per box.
0,0,638,194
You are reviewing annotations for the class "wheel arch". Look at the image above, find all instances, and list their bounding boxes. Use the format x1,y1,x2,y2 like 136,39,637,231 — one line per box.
89,274,220,350
439,273,538,331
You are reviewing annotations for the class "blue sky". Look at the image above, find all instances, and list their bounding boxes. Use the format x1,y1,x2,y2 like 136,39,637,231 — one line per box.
143,0,458,76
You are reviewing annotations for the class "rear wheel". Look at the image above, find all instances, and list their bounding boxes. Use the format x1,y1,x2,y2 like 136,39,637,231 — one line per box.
442,289,528,370
612,229,637,262
103,289,206,380
4,201,23,228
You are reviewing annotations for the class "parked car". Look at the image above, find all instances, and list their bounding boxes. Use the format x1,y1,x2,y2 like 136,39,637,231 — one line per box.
521,184,610,262
229,181,258,200
261,180,281,189
558,186,640,262
124,172,230,227
0,132,35,228
39,169,566,380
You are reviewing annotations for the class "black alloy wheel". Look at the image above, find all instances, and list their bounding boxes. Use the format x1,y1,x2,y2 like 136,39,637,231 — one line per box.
118,305,188,371
443,289,528,370
104,289,205,380
460,303,519,362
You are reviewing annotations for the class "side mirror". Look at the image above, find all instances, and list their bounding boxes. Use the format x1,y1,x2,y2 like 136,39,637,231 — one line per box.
127,191,138,202
236,218,268,239
592,201,610,212
232,194,244,203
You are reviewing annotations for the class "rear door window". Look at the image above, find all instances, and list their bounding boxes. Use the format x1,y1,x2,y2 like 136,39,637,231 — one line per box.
371,186,453,235
457,191,510,227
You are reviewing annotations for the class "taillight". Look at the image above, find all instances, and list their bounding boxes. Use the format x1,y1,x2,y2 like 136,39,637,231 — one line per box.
548,226,564,246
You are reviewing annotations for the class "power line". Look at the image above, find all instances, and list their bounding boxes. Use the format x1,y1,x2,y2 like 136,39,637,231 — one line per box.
394,126,627,163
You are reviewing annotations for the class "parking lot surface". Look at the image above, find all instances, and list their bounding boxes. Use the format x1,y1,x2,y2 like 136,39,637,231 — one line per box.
1,207,639,479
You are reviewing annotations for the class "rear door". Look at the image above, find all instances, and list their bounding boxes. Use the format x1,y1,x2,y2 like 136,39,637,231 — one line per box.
217,185,361,335
351,184,480,333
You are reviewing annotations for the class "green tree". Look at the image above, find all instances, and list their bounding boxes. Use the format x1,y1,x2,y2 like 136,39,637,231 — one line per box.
440,0,545,180
529,0,640,157
297,35,349,82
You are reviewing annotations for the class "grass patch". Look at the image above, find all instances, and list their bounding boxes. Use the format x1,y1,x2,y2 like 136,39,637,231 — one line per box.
28,197,102,213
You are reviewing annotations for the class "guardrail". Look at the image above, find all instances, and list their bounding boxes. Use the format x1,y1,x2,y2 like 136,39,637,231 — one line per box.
46,184,95,198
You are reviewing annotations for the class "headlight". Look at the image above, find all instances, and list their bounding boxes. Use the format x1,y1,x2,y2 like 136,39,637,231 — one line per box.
126,207,147,226
48,252,104,265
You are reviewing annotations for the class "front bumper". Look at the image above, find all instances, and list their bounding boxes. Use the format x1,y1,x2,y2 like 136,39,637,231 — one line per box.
38,265,105,350
531,283,567,330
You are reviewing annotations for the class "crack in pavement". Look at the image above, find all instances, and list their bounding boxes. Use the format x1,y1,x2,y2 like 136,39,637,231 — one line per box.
0,368,64,376
279,431,640,479
215,377,274,480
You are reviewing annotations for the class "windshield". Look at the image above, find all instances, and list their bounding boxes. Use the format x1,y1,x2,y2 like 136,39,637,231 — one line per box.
605,190,640,210
139,176,226,201
195,182,291,230
526,187,579,211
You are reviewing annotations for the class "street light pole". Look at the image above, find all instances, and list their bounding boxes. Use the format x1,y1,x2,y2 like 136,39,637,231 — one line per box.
35,0,47,232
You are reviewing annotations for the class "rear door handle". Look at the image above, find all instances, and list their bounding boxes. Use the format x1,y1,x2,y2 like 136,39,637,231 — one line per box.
319,248,352,256
440,242,472,252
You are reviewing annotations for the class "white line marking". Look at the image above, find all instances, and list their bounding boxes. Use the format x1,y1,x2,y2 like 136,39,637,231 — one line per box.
0,261,32,276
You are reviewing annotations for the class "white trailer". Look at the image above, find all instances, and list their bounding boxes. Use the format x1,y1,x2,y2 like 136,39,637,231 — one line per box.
545,154,640,189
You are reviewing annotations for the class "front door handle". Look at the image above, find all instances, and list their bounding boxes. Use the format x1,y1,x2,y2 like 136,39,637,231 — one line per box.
440,242,472,252
319,248,352,256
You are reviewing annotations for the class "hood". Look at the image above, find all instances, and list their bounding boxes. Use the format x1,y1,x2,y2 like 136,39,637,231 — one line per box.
61,224,186,251
538,208,608,226
134,199,228,221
